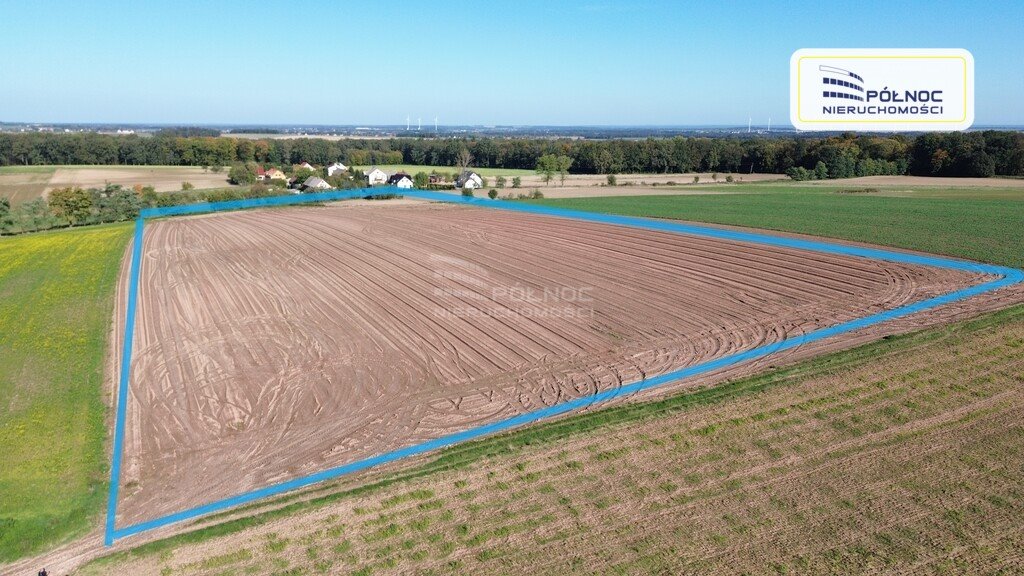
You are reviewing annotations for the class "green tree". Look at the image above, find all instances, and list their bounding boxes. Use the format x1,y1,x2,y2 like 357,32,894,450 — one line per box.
495,176,506,188
48,187,93,225
414,172,429,188
228,163,256,185
181,181,194,191
556,155,573,185
512,176,522,188
290,167,317,184
488,189,498,199
0,197,11,231
814,161,829,180
607,174,617,186
536,154,558,186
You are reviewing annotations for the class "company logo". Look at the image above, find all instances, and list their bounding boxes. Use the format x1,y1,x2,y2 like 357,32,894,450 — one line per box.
791,49,974,131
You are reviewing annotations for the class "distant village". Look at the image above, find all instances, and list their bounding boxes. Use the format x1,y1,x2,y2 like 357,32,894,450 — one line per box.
254,161,485,193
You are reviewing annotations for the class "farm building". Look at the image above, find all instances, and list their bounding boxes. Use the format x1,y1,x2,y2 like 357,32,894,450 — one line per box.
326,162,348,177
455,171,483,189
365,167,388,185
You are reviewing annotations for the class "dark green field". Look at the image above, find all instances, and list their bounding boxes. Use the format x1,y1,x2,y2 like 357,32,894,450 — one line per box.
533,184,1024,269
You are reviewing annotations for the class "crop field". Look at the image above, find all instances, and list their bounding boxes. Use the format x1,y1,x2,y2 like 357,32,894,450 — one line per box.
0,223,134,561
0,165,237,203
79,304,1024,575
106,198,995,533
0,166,57,204
533,184,1024,269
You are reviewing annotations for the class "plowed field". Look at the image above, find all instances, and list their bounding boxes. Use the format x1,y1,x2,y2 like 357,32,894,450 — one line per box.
112,201,984,526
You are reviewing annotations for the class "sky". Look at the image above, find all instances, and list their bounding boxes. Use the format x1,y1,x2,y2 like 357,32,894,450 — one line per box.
1,0,1022,126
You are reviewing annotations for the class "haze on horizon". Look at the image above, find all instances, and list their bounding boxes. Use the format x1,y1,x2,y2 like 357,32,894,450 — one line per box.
1,0,1022,126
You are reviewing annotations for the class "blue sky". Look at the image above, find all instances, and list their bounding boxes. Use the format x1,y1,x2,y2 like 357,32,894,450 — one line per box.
1,0,1021,125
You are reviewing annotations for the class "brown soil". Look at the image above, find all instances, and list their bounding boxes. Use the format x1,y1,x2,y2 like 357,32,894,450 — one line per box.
109,201,986,529
45,167,235,195
75,300,1024,576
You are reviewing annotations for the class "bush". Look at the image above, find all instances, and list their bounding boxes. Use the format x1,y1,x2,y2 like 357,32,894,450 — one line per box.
725,175,734,183
495,176,506,188
487,189,498,199
461,188,474,198
181,181,194,191
693,176,700,184
607,174,617,186
786,166,814,181
512,176,522,188
529,189,544,199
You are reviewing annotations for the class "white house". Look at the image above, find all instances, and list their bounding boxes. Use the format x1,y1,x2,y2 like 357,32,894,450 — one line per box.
455,171,483,189
297,161,316,171
302,176,332,191
326,162,348,177
389,174,413,187
365,167,388,185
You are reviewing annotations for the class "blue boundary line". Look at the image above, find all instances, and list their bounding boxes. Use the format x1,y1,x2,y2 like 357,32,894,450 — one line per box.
105,217,146,546
105,187,1024,544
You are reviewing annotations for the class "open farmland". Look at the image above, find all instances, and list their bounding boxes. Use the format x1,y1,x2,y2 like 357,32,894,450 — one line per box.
109,200,992,532
0,165,239,204
0,223,134,561
78,304,1024,575
0,166,57,204
45,166,235,195
534,184,1024,269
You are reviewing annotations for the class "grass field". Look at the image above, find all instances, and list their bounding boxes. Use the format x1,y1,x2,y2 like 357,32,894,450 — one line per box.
532,184,1024,269
0,223,134,561
78,304,1024,575
352,164,535,178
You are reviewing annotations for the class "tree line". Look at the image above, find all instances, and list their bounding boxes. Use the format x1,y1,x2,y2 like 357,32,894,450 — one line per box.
1,180,380,235
0,130,1022,178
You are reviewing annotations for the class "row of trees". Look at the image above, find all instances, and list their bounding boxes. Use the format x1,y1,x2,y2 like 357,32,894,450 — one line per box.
0,183,301,235
0,131,1022,178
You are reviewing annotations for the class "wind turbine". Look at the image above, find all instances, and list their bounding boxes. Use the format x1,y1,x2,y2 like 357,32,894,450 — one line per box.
767,116,771,133
406,115,410,131
434,116,438,132
747,116,752,133
418,117,421,130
